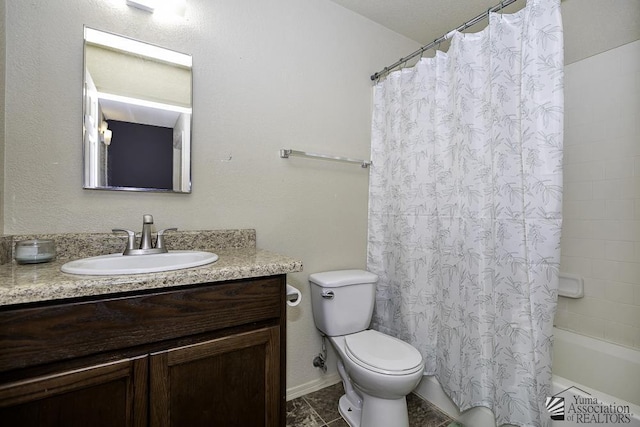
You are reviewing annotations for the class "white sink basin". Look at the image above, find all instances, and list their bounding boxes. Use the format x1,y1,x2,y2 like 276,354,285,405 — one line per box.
61,250,218,276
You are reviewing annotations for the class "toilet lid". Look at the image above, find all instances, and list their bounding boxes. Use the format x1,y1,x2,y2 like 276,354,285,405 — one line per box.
344,330,423,376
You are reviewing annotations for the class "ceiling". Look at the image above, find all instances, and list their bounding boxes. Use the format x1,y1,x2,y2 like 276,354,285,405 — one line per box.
327,0,640,65
328,0,524,47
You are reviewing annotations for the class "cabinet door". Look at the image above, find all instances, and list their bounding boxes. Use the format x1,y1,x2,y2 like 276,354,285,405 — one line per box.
150,326,280,427
0,356,147,427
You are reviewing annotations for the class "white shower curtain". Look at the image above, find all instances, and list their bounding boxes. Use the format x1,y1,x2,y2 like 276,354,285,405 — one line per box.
367,1,563,426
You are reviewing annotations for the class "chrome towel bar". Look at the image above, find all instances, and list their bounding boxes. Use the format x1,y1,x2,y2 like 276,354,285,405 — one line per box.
280,149,372,168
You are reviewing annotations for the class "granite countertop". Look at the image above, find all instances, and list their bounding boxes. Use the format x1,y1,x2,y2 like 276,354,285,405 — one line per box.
0,229,303,307
0,247,302,307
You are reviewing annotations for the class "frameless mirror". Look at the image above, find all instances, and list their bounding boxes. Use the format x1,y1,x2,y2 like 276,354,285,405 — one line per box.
83,27,192,192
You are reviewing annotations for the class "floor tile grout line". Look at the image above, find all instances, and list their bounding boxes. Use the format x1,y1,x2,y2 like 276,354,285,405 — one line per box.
301,396,330,426
302,384,345,425
289,386,457,427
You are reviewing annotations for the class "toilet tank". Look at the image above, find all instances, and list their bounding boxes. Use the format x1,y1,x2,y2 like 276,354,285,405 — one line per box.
309,270,378,337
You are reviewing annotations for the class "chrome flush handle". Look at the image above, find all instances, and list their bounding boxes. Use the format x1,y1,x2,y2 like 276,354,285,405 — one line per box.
321,290,335,299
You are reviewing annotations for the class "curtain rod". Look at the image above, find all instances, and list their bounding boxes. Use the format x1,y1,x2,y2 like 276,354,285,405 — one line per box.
370,0,520,81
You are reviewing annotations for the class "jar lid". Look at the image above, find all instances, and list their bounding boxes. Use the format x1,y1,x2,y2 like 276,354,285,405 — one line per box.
16,239,54,247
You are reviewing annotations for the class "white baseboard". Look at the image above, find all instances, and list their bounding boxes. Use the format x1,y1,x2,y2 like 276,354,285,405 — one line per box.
286,373,342,401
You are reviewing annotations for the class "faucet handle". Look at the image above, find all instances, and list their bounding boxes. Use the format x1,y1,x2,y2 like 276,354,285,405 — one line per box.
156,228,178,250
112,229,136,251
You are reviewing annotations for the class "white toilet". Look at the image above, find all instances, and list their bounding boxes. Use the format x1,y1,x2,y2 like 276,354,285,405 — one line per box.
309,270,424,427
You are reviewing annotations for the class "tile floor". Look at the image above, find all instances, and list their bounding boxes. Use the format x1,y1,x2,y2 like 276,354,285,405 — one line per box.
286,382,456,427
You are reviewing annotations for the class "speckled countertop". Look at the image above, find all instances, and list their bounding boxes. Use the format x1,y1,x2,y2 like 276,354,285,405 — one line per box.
0,229,303,307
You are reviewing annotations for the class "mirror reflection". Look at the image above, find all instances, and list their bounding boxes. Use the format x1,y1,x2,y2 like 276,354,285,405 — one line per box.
83,27,192,192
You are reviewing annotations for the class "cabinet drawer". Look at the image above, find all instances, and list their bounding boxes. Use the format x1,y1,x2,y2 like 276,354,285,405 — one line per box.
0,276,284,372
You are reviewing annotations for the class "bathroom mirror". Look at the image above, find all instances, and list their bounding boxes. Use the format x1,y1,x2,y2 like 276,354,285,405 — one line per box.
83,27,192,193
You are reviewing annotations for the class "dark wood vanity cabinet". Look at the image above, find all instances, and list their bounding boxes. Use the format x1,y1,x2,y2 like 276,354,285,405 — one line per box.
0,275,286,427
0,356,148,426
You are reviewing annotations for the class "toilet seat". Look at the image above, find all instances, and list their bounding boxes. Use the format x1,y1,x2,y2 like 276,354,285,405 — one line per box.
344,330,423,376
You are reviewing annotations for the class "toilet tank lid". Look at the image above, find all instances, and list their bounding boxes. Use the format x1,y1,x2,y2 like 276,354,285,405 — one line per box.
309,270,378,287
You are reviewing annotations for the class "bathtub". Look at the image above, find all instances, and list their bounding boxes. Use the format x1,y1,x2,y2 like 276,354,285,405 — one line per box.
414,327,640,426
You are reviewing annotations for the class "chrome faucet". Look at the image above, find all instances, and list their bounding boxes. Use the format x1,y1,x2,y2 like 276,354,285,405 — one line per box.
113,214,177,256
140,214,154,250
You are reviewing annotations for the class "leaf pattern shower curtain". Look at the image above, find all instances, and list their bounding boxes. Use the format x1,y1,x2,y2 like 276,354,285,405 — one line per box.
367,1,563,426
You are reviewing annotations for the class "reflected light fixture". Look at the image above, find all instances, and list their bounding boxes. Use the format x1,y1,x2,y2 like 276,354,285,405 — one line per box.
99,121,113,146
126,0,186,16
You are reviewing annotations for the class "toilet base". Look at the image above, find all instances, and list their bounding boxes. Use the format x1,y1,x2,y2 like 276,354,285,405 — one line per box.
361,394,409,427
338,394,361,427
338,392,410,427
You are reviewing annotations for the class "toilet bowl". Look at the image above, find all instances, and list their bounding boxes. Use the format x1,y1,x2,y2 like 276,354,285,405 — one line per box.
309,270,425,427
330,332,424,427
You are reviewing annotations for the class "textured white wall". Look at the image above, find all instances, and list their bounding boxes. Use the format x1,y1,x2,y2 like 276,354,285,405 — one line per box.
561,0,640,65
3,0,418,392
557,40,640,349
0,0,5,231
